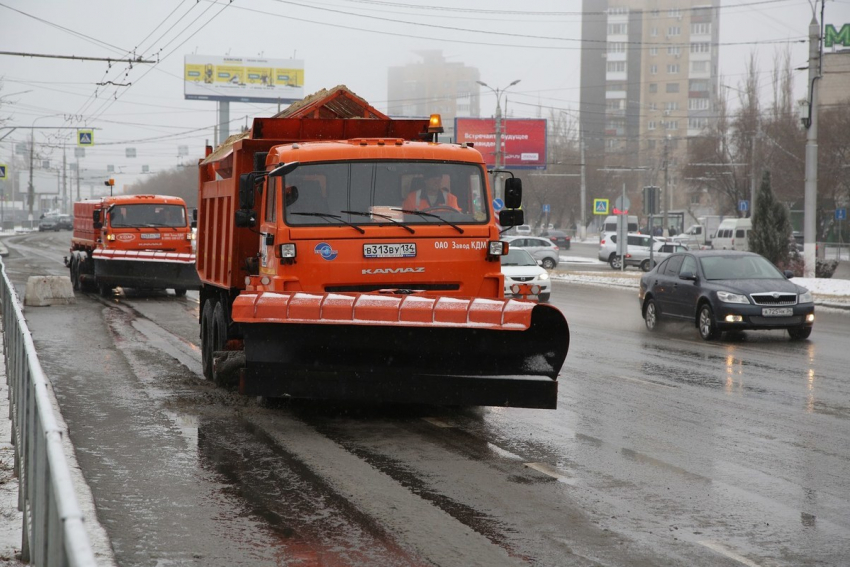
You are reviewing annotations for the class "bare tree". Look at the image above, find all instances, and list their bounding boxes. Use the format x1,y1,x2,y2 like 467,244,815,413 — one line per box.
126,166,198,207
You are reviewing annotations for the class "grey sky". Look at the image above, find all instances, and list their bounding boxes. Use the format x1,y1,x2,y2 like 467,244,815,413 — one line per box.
1,0,846,193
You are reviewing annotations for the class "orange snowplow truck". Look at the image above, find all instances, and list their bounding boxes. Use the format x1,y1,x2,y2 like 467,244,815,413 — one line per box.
65,194,201,297
197,87,569,408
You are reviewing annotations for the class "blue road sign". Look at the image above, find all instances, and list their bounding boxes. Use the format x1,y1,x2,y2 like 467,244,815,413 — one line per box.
542,204,551,213
593,199,609,215
837,208,847,221
738,200,749,212
492,198,504,211
0,164,6,180
77,129,94,146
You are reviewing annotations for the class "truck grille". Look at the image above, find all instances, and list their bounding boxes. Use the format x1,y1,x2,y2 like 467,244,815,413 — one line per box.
750,292,797,306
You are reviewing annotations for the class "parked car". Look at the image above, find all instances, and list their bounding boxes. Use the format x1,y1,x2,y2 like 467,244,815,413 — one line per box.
541,229,571,250
500,248,551,303
639,250,814,341
56,214,73,230
37,216,59,232
503,235,560,269
514,224,532,235
598,232,660,270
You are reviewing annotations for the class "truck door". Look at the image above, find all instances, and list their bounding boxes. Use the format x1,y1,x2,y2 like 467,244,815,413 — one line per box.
259,176,278,271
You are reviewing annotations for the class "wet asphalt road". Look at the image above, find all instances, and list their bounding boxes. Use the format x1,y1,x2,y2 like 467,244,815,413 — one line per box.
3,231,850,566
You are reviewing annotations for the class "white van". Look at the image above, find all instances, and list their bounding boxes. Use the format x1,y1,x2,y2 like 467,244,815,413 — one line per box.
602,215,639,234
712,218,751,251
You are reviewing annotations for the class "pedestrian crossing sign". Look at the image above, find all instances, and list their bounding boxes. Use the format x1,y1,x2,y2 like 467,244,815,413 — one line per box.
593,199,609,215
77,130,94,147
0,164,6,180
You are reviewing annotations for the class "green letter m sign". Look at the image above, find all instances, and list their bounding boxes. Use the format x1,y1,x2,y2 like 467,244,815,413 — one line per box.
825,24,850,48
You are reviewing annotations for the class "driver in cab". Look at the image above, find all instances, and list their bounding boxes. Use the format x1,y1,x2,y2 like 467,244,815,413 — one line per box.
402,172,460,212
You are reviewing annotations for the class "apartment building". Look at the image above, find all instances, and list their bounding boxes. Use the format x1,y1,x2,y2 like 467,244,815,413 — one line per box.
387,51,481,142
580,0,720,211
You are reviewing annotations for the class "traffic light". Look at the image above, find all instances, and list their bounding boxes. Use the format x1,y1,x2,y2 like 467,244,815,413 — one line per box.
643,186,660,215
104,178,115,187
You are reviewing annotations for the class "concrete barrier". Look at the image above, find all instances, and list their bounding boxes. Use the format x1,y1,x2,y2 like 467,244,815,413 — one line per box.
23,276,75,307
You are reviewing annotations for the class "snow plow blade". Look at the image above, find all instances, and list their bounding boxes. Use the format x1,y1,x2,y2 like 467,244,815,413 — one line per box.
232,292,569,408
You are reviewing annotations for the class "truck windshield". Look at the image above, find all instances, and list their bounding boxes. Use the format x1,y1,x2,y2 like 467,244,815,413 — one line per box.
109,204,186,228
282,161,488,226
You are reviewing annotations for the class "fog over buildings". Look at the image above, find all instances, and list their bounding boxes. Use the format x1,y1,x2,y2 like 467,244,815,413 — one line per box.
0,0,843,218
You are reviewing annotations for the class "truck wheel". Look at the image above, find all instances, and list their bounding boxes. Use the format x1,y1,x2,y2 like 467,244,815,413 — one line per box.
211,303,229,382
201,301,215,380
70,256,80,291
173,288,187,297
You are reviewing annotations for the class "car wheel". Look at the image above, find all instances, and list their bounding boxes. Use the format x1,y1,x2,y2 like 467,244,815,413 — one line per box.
698,304,720,340
640,259,652,272
173,288,187,297
542,258,556,270
644,299,660,331
538,293,550,303
609,254,622,270
788,326,812,340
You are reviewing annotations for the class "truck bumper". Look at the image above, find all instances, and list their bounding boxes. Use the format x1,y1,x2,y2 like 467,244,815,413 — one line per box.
93,250,200,290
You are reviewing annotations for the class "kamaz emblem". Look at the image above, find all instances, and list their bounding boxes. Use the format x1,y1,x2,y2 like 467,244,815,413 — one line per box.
362,267,425,275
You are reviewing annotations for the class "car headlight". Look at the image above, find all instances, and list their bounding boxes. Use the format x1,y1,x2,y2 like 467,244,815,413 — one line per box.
538,272,549,280
798,290,813,304
717,291,749,304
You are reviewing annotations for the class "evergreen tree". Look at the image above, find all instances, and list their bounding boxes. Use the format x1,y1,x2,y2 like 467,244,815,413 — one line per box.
749,171,791,266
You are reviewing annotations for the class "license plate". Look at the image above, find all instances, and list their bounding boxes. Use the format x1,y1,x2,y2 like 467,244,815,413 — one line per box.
141,233,160,240
364,243,416,258
762,307,792,317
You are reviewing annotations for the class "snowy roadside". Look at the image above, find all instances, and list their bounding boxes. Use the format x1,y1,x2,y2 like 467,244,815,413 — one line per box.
551,269,850,310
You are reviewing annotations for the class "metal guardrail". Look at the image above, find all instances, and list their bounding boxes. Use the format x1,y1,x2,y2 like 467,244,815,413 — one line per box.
1,259,98,566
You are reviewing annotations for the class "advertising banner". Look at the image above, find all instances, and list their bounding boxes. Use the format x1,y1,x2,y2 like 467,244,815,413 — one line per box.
454,118,547,170
184,55,304,103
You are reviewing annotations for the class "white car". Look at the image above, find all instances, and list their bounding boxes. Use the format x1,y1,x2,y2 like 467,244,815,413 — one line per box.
501,248,551,303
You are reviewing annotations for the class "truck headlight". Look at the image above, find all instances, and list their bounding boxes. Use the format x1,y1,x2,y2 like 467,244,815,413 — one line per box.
798,291,813,304
106,233,115,241
717,291,749,304
489,241,507,255
279,243,296,258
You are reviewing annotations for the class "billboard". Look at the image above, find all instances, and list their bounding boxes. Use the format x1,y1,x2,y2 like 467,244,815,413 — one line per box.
184,55,305,103
454,118,547,170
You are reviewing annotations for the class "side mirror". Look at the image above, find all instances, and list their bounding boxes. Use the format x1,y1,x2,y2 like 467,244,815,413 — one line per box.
92,210,102,229
679,271,698,281
504,177,522,209
238,173,256,209
191,208,198,229
783,270,794,279
234,209,257,228
499,209,524,227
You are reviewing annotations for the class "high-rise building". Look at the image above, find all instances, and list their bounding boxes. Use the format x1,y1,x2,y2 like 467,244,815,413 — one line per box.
387,51,481,142
580,0,720,211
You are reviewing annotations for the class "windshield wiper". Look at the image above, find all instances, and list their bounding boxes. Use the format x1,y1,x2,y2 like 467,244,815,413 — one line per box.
391,208,464,234
341,210,416,234
290,212,365,234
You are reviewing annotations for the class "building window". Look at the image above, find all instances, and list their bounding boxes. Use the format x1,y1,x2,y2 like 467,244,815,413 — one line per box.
650,27,658,37
689,79,709,92
607,61,626,73
688,117,708,130
667,26,681,37
688,98,710,110
649,83,658,93
667,64,680,74
608,23,628,35
666,82,680,93
690,42,710,54
648,139,657,150
648,120,657,130
692,23,711,35
668,8,682,18
667,46,681,56
607,99,623,110
608,42,626,53
650,64,658,75
665,101,679,111
648,102,657,110
650,47,658,56
694,61,710,73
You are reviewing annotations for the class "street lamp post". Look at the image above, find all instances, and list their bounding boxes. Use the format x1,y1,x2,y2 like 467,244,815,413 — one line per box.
27,114,65,220
477,79,520,201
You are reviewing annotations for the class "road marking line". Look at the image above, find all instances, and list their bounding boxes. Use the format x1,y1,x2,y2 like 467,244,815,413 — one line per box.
617,375,678,388
698,540,763,567
422,417,454,428
487,443,522,461
524,462,578,485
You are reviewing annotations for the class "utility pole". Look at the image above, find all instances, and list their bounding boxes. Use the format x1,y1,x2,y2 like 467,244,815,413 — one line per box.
76,157,81,201
27,129,35,219
803,15,820,278
477,79,521,201
650,136,670,236
749,133,757,218
580,135,587,241
62,145,67,213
